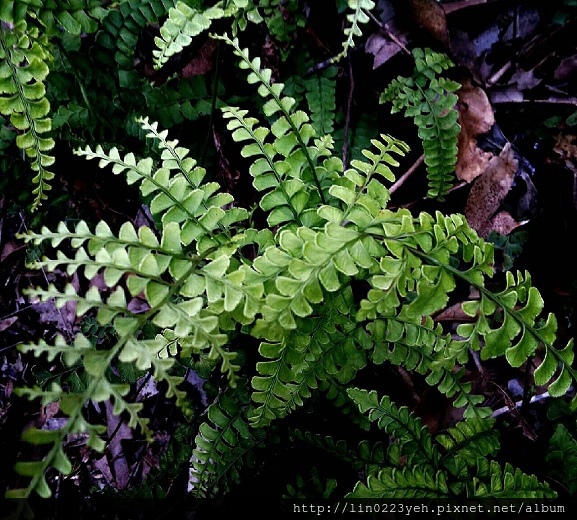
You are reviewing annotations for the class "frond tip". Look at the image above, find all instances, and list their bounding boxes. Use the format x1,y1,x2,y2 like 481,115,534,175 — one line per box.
0,21,55,210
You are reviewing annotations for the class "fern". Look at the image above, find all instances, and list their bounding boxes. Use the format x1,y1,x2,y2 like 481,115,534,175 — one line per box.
380,47,461,199
0,21,55,210
10,34,577,503
546,423,577,494
152,1,245,70
304,65,337,137
189,383,266,497
334,0,376,63
346,388,554,499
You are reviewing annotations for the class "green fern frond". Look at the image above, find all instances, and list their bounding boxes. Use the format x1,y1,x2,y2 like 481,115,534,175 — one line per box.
217,33,335,219
436,417,500,475
546,423,577,494
0,21,55,210
380,47,461,199
189,384,266,498
334,0,376,63
152,1,239,70
367,312,489,418
472,460,555,498
459,270,577,404
348,465,451,499
250,287,370,427
304,65,337,136
97,0,173,89
347,388,440,467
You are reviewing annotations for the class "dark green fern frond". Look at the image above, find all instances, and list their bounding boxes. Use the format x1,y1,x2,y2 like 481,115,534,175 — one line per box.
380,47,460,200
0,21,55,210
471,460,555,499
189,383,266,498
348,465,451,499
436,417,500,480
347,388,440,467
304,65,337,136
97,0,173,89
546,423,577,494
347,387,555,500
367,311,489,418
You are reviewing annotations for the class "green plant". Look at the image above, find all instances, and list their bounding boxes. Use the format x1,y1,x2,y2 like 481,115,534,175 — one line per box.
346,388,555,498
380,47,461,200
8,31,576,504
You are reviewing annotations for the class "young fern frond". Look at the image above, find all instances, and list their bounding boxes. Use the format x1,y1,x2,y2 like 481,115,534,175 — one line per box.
334,0,376,63
0,21,55,210
380,47,461,200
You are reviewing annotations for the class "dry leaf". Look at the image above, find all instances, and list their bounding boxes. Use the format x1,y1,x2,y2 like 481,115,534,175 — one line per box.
365,33,403,69
455,79,495,182
465,143,518,238
0,316,18,333
182,39,217,78
408,0,450,48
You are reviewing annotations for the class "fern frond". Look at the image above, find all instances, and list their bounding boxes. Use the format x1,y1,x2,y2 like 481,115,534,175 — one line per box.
546,423,577,494
189,384,266,498
436,417,500,475
304,65,337,136
348,465,451,499
97,0,174,91
347,388,440,467
367,312,489,418
380,48,461,199
250,287,370,427
152,1,239,70
472,460,555,498
334,0,376,63
217,34,343,206
0,21,55,210
459,270,577,403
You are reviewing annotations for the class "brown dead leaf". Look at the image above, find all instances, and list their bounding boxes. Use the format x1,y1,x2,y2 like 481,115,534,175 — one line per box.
434,301,476,322
455,79,495,182
365,33,403,69
408,0,450,48
465,143,518,238
182,39,217,78
0,316,18,333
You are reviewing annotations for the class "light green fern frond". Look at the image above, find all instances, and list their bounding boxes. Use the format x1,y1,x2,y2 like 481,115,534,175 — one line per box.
334,0,376,63
0,21,55,210
459,270,577,404
152,1,240,70
380,47,461,199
